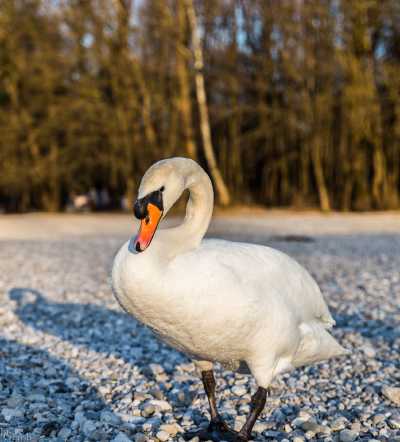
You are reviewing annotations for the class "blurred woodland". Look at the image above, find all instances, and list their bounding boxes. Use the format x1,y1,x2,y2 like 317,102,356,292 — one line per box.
0,0,399,212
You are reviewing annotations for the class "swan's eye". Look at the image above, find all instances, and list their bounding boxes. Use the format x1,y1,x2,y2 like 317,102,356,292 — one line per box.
160,186,165,192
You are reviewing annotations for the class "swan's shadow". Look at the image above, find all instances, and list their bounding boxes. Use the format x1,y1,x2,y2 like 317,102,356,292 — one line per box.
8,287,187,370
0,337,121,440
7,288,204,436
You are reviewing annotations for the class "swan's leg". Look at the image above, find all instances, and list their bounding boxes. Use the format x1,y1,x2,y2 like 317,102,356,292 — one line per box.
237,387,268,440
201,369,229,431
183,368,237,441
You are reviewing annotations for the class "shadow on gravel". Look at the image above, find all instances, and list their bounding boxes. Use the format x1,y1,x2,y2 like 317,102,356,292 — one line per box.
0,336,120,441
8,287,185,368
8,288,212,435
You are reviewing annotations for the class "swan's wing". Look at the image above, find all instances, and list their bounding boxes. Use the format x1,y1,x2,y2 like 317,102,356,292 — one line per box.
195,239,335,328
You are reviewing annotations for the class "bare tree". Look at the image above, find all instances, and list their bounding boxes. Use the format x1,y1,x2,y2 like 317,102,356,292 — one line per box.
184,0,231,206
176,0,197,160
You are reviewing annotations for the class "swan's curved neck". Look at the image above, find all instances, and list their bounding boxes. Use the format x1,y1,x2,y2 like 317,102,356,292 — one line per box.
162,168,214,257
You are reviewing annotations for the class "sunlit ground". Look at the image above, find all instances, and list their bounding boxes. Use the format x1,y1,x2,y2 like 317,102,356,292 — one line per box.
0,211,399,440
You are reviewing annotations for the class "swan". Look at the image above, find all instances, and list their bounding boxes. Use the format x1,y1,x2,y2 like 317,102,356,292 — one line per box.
111,157,347,441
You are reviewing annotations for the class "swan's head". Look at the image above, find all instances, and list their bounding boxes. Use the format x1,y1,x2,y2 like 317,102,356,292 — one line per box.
132,158,191,252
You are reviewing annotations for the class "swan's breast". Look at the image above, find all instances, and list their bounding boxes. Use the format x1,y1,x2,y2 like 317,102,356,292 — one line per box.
111,243,256,361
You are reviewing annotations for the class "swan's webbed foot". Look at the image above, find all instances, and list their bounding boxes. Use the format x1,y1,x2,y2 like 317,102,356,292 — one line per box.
183,419,243,441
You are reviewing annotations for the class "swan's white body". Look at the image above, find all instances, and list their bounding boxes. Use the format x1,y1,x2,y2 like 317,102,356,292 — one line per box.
112,158,346,388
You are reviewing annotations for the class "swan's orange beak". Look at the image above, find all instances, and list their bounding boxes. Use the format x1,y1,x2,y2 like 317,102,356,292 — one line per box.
133,189,164,252
134,202,163,252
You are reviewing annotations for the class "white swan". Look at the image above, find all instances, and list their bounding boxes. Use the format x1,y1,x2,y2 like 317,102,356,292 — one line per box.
111,157,347,441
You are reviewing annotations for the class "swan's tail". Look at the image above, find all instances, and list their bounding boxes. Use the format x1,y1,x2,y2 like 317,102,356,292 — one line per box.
292,321,349,367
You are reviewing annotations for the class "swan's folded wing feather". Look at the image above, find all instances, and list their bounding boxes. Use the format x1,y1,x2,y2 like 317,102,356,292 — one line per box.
197,239,334,327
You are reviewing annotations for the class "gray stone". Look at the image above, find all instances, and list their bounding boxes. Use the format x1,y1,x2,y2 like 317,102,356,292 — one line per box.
100,410,121,425
301,420,329,434
292,417,307,428
88,429,109,441
82,419,97,436
1,408,23,422
7,396,24,407
128,416,146,425
112,432,133,442
339,429,358,442
58,427,72,439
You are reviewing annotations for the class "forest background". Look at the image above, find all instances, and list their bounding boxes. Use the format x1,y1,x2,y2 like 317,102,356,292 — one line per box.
0,0,399,212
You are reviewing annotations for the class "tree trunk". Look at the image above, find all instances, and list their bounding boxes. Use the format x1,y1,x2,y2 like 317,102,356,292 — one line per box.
42,141,60,211
184,0,231,206
311,137,331,211
177,0,197,160
372,146,385,208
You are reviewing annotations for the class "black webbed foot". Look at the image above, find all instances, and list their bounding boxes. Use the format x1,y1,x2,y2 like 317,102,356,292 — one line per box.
183,419,248,441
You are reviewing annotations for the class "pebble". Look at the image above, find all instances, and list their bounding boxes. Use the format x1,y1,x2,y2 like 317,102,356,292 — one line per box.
82,419,97,436
100,410,121,425
253,421,269,433
231,385,247,396
292,417,307,428
150,363,164,375
142,404,156,417
74,411,86,425
128,416,146,425
7,395,24,407
112,432,133,442
1,408,23,421
156,430,170,441
150,399,172,411
339,429,358,442
389,416,400,429
331,418,347,432
159,423,182,436
301,420,328,433
382,386,400,405
372,414,385,425
27,393,46,402
360,344,376,358
58,427,72,439
142,416,162,432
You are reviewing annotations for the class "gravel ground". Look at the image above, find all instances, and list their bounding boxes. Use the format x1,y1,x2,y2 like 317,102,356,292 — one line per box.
0,213,399,441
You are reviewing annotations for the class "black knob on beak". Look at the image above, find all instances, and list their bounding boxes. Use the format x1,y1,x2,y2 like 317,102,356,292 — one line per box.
133,199,148,219
133,190,164,220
